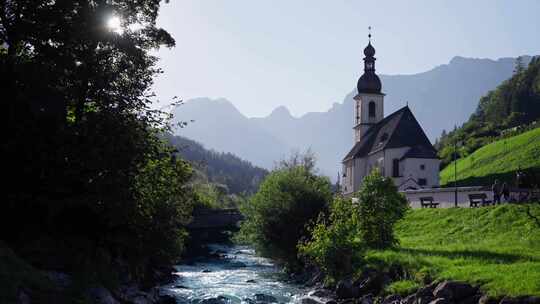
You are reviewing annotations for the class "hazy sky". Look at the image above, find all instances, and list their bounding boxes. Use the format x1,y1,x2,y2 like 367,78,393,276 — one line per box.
152,0,540,117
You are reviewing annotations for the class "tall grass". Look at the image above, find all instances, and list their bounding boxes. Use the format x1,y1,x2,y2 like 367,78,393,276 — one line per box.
366,204,540,297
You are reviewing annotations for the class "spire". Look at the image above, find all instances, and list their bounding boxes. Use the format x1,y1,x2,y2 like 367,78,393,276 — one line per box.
357,27,381,94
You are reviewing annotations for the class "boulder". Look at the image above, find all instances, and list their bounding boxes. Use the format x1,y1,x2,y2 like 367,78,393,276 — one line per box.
479,295,499,304
246,279,257,283
254,294,278,303
432,281,477,302
308,289,334,299
299,297,325,304
428,298,450,304
382,294,402,304
335,279,359,299
85,286,120,304
499,296,540,304
202,269,212,273
358,294,373,304
402,294,417,304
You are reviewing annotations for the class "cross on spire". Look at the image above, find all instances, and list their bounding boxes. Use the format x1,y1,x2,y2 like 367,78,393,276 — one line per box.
368,26,372,42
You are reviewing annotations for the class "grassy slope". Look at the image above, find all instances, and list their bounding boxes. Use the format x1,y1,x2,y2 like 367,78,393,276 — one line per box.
366,204,540,297
440,127,540,186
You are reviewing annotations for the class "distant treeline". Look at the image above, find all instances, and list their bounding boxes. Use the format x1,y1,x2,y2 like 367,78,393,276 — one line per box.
166,134,268,194
436,56,540,167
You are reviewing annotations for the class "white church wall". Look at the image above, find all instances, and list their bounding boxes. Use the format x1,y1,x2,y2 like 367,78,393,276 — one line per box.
402,186,492,208
382,147,410,183
402,158,441,188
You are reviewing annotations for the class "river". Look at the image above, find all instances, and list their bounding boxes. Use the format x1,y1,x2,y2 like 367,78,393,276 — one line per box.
161,244,306,304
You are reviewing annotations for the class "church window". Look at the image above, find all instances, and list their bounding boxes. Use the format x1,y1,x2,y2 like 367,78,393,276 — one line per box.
420,164,425,170
392,159,400,177
418,178,427,186
369,101,376,117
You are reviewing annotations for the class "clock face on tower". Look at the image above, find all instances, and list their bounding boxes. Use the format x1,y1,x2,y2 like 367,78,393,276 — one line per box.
366,62,373,69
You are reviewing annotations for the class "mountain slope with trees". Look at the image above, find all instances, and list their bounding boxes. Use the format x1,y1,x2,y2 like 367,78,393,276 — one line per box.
437,56,540,168
166,134,268,195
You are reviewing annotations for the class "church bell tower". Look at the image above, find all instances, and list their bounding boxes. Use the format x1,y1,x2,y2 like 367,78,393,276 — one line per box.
353,30,384,143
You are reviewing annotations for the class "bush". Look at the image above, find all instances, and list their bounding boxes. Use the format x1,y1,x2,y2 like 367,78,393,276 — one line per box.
298,196,365,279
356,170,409,249
238,165,332,269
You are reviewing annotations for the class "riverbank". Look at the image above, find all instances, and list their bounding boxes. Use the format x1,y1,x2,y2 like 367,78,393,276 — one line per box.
294,204,540,304
0,240,178,304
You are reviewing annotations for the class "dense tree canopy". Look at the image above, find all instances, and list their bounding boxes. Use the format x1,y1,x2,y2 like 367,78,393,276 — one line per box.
237,155,332,270
1,0,195,291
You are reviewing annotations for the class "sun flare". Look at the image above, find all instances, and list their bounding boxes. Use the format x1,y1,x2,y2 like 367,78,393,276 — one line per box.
106,15,123,34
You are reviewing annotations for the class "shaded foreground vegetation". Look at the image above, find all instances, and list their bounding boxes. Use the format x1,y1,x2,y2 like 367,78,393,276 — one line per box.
367,204,540,297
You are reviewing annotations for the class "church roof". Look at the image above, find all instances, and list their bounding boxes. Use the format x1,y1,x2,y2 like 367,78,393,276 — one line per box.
342,106,438,162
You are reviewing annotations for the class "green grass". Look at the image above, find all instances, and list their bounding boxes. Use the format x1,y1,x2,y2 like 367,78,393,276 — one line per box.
365,204,540,297
440,127,540,186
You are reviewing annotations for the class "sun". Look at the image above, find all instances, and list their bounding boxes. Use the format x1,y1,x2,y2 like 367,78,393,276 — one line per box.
106,15,123,34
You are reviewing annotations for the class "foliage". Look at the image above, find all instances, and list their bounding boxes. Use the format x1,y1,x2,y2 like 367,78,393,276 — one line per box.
0,242,53,303
384,280,420,296
237,157,332,269
366,204,540,297
356,170,409,249
298,196,365,279
440,126,540,187
0,0,194,290
166,134,268,195
437,57,540,167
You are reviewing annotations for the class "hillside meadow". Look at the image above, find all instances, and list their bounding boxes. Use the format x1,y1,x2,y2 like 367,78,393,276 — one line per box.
366,204,540,297
440,127,540,186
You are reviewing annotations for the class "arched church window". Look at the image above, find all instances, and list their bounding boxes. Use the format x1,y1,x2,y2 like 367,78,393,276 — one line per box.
369,101,376,117
392,158,400,177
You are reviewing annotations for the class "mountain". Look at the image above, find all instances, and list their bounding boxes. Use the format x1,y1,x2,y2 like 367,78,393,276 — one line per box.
173,98,289,169
166,134,268,194
437,56,540,167
173,56,532,177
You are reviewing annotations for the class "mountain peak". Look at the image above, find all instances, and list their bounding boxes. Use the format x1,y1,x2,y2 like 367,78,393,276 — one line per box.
269,106,293,119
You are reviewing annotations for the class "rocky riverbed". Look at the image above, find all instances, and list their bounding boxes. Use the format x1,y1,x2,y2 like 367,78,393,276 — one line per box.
159,244,540,304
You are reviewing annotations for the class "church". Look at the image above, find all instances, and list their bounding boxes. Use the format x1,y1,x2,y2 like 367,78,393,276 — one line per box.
341,35,440,195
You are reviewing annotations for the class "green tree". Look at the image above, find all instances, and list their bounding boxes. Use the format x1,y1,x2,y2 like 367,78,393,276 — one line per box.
0,0,194,289
298,196,364,279
356,170,409,249
238,158,332,269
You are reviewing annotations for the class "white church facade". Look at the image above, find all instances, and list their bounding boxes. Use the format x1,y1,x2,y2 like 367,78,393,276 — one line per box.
342,36,440,195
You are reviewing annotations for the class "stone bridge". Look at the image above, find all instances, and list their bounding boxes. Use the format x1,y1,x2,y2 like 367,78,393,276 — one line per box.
187,208,244,231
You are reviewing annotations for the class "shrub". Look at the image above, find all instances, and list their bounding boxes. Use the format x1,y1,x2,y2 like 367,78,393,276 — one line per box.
356,170,409,249
238,166,332,269
298,196,365,278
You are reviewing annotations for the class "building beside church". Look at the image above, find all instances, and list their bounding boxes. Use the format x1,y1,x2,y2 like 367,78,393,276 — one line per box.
341,36,440,195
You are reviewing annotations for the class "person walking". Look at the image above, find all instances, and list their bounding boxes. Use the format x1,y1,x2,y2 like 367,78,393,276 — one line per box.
492,179,502,205
502,182,510,203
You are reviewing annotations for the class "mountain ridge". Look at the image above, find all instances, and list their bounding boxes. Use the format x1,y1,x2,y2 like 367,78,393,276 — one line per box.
173,55,533,176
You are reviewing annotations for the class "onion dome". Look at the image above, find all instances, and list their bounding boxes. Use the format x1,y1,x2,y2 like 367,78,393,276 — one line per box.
364,42,375,57
357,32,382,94
357,73,382,94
